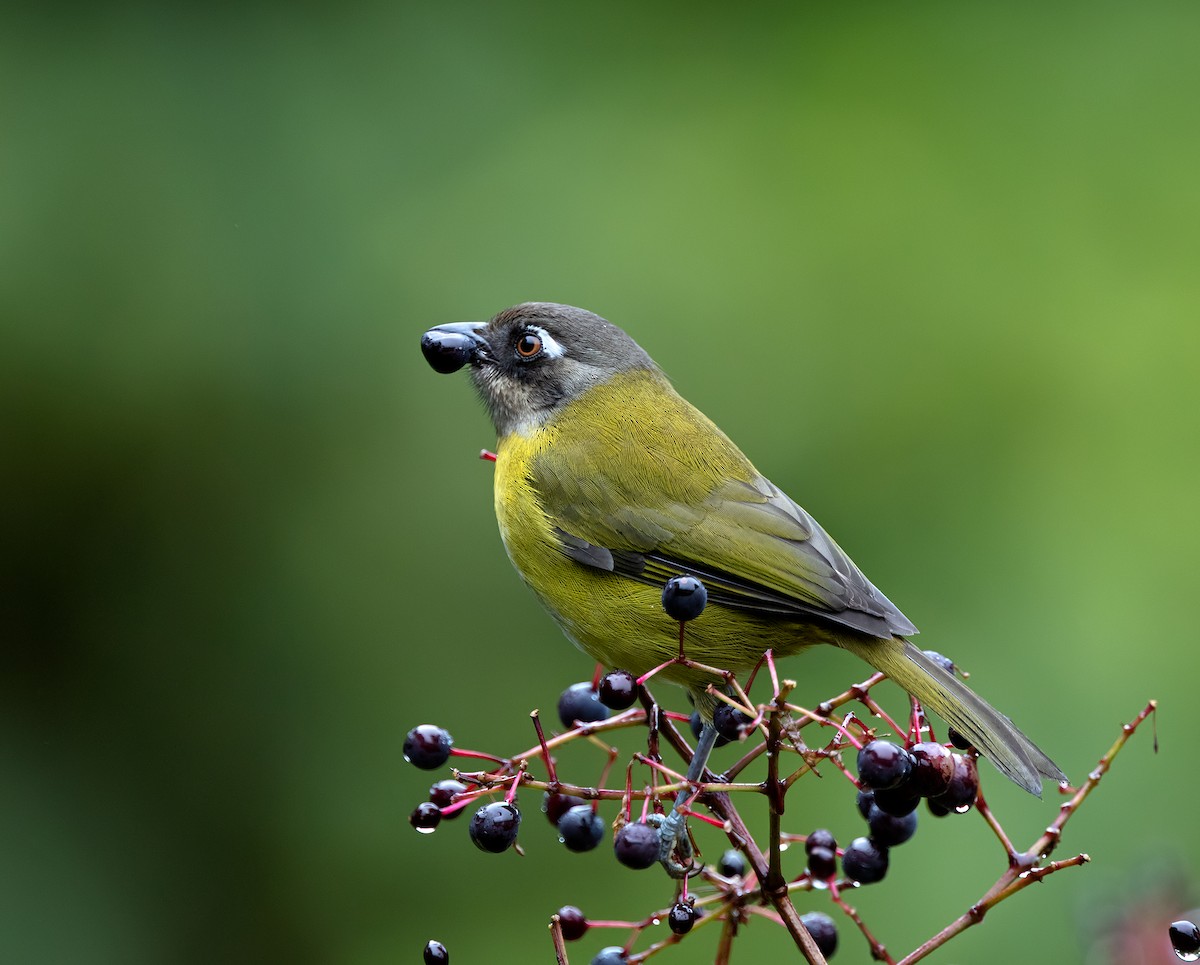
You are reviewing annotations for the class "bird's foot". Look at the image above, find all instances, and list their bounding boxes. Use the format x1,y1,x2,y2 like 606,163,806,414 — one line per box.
648,810,702,879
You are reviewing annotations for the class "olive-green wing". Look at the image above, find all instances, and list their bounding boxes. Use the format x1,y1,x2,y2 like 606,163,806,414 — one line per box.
531,418,917,640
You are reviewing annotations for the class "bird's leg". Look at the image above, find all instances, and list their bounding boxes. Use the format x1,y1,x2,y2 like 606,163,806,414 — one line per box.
652,721,718,878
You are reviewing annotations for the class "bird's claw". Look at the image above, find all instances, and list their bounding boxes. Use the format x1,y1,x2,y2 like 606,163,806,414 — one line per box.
648,810,702,879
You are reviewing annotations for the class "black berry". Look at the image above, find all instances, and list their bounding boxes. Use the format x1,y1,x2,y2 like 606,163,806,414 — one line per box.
872,783,920,817
713,702,753,742
805,828,837,854
557,682,610,729
718,848,747,878
927,798,952,817
403,724,453,770
468,801,521,853
806,846,837,880
856,788,876,819
543,791,587,826
923,649,956,674
613,822,660,870
591,948,627,965
428,779,467,817
557,906,588,942
667,900,697,936
423,939,449,964
867,804,918,847
856,740,913,790
930,753,979,810
598,669,639,710
410,801,442,833
948,727,972,750
662,575,707,622
800,911,839,958
1169,920,1200,959
842,836,889,884
908,741,955,798
558,805,605,852
690,710,729,748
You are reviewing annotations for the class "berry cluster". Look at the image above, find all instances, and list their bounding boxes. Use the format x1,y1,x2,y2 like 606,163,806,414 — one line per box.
400,579,1155,964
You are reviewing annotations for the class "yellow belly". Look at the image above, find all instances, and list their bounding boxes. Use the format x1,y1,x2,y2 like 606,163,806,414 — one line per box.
493,427,830,700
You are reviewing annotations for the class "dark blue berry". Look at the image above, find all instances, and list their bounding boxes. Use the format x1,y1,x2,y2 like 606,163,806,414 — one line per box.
403,724,453,769
867,804,918,846
468,801,521,853
923,650,956,674
428,779,466,818
842,836,889,884
543,791,587,826
805,828,837,854
423,939,449,964
856,788,876,819
800,912,838,958
557,682,610,729
410,801,442,832
591,948,627,965
1169,920,1200,959
872,783,920,817
598,669,638,710
948,727,972,750
856,739,913,790
908,741,954,798
927,798,952,817
613,822,659,870
662,575,707,622
556,906,588,941
806,846,837,880
690,710,729,748
713,702,753,742
667,901,697,935
717,848,747,878
558,805,605,852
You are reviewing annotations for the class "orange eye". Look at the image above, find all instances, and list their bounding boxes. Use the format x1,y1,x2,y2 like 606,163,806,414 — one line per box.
516,333,543,358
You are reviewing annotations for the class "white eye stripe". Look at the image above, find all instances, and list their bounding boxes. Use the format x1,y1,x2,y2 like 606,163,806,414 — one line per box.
531,326,565,358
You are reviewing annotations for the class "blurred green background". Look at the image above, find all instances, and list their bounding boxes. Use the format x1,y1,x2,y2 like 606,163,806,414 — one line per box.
3,2,1197,963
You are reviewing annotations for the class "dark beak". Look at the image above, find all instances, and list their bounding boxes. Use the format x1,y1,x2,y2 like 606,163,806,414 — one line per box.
421,321,489,374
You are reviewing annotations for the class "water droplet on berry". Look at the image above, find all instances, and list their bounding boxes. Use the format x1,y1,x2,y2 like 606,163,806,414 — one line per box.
1176,952,1200,963
416,825,437,835
651,917,660,926
955,804,971,813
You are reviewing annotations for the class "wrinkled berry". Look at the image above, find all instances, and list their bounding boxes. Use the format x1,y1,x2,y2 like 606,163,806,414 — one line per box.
713,702,753,742
613,822,660,870
806,845,837,880
557,906,588,941
856,740,913,790
690,710,729,748
1169,920,1200,959
410,801,442,833
931,753,979,810
598,669,638,710
423,939,449,964
543,791,587,826
667,901,697,936
872,783,920,817
468,801,521,853
557,682,610,729
591,948,627,965
718,848,747,878
662,575,707,621
842,836,889,884
403,725,453,769
800,911,839,958
867,804,918,847
558,805,605,852
805,828,837,854
908,741,955,798
428,779,467,818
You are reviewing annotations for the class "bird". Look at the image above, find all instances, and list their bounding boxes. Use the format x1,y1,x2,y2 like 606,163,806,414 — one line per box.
420,301,1065,872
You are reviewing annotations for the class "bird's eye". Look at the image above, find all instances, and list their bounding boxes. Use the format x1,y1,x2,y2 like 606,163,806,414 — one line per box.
515,332,543,359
